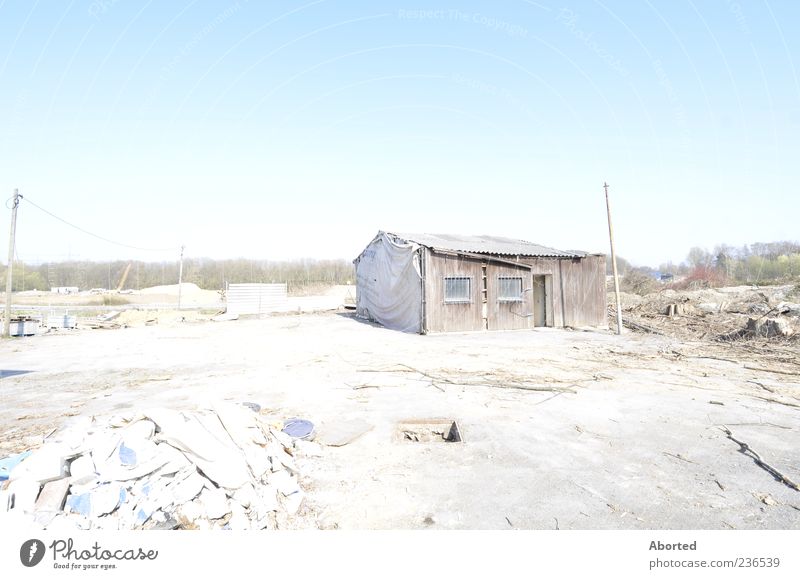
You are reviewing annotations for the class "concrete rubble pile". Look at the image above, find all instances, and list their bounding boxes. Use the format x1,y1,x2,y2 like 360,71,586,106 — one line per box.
0,403,314,530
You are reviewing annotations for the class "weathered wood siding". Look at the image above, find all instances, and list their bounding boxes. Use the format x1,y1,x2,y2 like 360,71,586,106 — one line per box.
487,263,532,330
557,254,607,327
421,251,606,333
422,251,483,333
516,258,560,326
520,254,606,328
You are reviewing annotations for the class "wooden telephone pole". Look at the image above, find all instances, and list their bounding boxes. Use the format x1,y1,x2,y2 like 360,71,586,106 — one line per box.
177,245,185,310
4,189,21,338
604,182,624,335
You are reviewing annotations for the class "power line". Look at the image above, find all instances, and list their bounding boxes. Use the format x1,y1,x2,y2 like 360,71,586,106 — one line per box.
21,196,179,252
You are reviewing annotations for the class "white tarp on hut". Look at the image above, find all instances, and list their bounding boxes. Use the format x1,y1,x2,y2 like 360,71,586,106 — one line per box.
355,232,422,333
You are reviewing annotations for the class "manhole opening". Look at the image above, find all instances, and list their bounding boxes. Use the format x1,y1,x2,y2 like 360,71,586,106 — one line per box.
397,419,463,443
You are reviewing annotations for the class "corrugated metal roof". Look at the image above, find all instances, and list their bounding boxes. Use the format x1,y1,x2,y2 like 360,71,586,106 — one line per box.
386,232,588,258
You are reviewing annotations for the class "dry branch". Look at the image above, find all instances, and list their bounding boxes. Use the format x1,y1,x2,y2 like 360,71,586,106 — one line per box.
663,452,696,464
749,396,800,409
357,364,576,394
744,366,800,377
621,316,666,335
721,422,792,430
719,426,800,492
747,380,776,393
682,354,740,364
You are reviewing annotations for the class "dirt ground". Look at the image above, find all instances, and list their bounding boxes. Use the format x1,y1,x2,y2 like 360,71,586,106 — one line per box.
1,307,799,530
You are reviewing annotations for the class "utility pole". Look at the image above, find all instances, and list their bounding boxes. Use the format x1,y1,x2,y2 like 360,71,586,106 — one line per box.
177,245,185,310
604,182,624,335
4,189,21,338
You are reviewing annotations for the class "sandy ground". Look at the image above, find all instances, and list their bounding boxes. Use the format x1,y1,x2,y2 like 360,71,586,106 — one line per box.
1,312,799,530
9,284,355,314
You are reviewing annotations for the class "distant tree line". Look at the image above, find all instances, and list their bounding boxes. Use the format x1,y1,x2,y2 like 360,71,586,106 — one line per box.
5,240,797,294
606,240,800,292
1,258,355,293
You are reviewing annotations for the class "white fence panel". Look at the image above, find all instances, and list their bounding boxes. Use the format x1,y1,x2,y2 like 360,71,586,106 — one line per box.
226,283,288,315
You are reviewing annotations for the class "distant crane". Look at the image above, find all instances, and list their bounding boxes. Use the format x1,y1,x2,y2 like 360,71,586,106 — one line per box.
115,263,132,292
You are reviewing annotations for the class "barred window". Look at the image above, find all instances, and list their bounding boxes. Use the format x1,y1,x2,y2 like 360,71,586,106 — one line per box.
444,277,471,303
498,277,523,302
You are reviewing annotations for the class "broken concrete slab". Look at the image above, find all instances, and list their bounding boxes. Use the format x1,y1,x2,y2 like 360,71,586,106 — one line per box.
90,483,125,517
282,490,304,516
254,484,279,515
96,439,169,482
69,477,100,496
133,504,154,527
118,442,137,466
146,408,251,490
50,416,94,448
213,403,271,478
10,446,69,484
232,482,257,510
69,454,96,485
8,478,41,513
88,432,122,466
122,419,156,441
154,443,192,476
269,428,295,451
65,493,91,517
198,487,229,520
168,471,206,505
0,450,32,481
227,502,250,530
34,478,71,513
269,470,301,497
273,452,299,475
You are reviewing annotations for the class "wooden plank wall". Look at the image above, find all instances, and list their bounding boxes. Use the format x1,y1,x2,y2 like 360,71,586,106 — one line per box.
486,263,532,330
557,254,607,327
423,252,607,332
496,255,606,329
423,251,484,333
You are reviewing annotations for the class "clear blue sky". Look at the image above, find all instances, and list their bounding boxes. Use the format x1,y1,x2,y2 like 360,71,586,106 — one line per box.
1,0,798,266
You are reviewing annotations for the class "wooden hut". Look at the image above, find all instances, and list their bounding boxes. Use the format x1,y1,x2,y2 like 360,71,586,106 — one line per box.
354,231,607,333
